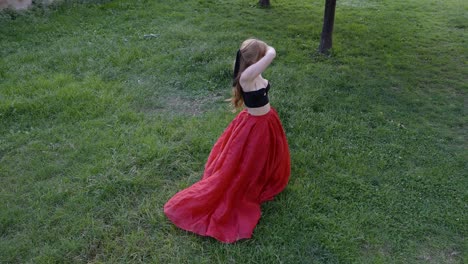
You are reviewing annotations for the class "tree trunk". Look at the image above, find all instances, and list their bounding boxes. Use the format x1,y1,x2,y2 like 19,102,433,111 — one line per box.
258,0,270,7
318,0,336,54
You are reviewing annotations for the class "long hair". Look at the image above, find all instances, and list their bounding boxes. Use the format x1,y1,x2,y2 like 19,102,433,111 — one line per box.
231,39,268,109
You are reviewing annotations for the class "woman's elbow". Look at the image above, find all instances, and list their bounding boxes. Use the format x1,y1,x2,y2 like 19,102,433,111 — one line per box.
267,47,276,58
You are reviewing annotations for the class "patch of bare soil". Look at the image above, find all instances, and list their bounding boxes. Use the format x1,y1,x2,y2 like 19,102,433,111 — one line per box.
146,92,226,117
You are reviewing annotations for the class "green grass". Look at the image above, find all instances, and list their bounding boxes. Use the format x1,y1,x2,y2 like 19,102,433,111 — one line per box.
1,0,466,263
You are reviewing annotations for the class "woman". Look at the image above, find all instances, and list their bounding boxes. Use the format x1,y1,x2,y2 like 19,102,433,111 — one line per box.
164,38,290,243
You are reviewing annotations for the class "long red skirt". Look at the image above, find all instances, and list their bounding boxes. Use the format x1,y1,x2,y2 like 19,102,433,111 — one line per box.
164,108,290,243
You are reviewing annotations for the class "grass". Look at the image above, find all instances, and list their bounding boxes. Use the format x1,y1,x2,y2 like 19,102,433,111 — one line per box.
0,0,466,263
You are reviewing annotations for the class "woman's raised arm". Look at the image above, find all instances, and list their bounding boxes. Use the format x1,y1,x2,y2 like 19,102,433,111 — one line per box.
240,46,276,83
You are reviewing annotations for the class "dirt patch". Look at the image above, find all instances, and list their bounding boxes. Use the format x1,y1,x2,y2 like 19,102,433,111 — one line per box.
417,248,462,263
143,92,227,117
0,0,32,10
339,0,378,8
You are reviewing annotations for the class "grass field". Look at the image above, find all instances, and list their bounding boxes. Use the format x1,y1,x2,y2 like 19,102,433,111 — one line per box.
0,0,466,263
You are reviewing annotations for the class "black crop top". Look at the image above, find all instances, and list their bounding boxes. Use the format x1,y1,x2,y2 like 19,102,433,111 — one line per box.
242,82,270,108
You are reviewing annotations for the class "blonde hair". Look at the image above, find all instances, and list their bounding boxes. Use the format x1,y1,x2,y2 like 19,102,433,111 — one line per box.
231,39,268,109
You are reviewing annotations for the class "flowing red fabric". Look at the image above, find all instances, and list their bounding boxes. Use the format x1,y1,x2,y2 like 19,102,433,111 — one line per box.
164,108,290,243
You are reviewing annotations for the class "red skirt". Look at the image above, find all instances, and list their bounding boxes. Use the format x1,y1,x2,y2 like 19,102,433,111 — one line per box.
164,108,291,243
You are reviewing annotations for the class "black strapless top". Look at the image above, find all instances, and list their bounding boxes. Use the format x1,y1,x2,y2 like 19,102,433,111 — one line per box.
242,82,270,108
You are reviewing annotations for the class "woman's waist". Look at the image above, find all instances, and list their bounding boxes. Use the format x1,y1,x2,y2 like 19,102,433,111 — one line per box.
246,103,271,116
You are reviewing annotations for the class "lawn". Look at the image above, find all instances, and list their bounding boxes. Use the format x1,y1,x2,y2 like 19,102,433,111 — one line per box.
0,0,466,263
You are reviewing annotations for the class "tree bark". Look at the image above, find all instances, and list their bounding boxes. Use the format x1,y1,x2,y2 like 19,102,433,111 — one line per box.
258,0,270,7
318,0,336,54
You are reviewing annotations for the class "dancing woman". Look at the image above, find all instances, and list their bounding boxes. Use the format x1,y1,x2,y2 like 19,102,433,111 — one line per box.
164,38,291,243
